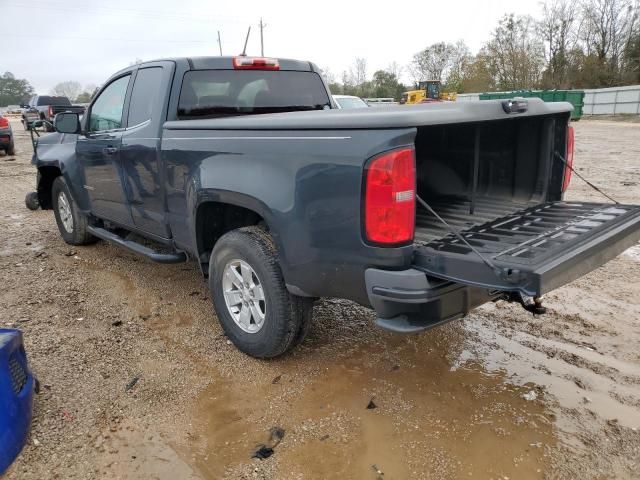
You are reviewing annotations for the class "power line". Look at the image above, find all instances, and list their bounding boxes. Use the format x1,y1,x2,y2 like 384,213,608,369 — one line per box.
4,33,210,44
4,0,253,24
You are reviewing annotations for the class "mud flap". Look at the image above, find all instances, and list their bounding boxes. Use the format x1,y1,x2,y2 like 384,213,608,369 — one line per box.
413,202,640,297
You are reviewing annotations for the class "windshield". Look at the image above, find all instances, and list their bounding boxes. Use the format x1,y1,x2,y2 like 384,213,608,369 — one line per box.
37,96,72,106
335,97,368,109
178,70,331,119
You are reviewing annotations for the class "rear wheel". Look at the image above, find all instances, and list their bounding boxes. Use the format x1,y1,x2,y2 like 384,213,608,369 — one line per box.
51,176,96,245
209,226,313,358
6,142,15,156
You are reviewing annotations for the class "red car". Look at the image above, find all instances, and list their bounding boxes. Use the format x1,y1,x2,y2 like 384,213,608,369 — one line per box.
0,115,15,155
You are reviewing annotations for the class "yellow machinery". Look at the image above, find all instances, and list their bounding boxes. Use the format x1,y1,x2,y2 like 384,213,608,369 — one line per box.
400,80,457,104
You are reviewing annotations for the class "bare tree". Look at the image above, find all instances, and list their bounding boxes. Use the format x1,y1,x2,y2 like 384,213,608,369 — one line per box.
446,41,473,89
409,42,455,83
581,0,637,83
351,57,368,85
483,14,545,90
320,66,336,85
51,81,82,101
386,61,402,79
538,0,579,87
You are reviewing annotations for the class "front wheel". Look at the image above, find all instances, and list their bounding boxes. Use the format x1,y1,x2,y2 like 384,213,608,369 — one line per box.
25,192,39,211
209,227,313,358
51,176,96,245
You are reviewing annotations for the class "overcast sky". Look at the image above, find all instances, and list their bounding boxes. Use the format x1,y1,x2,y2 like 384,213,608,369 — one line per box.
3,0,543,94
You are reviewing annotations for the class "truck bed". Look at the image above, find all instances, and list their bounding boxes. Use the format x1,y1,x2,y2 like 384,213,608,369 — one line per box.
415,196,530,243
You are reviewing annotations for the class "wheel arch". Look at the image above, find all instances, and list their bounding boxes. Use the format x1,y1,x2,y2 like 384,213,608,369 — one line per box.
193,191,284,276
36,165,63,209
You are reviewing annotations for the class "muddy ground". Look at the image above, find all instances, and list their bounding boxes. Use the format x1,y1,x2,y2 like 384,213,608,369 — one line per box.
1,118,639,479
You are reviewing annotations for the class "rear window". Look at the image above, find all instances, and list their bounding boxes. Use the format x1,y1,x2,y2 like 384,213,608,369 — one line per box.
37,96,71,106
127,67,163,126
177,70,331,119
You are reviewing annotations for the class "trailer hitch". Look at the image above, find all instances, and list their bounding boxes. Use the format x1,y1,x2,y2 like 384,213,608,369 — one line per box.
501,292,547,315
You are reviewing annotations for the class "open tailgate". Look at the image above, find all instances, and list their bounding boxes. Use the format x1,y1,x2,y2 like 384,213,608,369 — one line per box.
413,201,640,297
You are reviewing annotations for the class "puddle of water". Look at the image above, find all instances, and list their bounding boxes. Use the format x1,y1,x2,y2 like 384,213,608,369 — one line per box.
187,377,265,479
465,320,640,431
190,328,555,479
94,421,200,480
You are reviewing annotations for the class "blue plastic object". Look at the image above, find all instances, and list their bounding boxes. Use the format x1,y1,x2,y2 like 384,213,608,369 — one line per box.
0,329,35,474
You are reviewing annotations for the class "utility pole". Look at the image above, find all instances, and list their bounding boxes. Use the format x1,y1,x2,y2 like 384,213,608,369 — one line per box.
259,18,267,56
217,30,222,56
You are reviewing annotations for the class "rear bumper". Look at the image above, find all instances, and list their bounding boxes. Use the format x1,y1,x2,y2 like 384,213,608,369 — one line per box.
23,113,39,122
365,268,498,333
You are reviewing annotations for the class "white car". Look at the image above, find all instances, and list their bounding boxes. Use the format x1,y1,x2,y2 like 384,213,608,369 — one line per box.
332,95,369,109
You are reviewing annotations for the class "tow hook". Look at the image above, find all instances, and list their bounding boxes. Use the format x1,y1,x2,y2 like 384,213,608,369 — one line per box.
502,292,547,315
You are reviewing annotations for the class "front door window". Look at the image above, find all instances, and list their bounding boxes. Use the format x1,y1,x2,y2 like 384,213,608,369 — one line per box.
89,75,130,132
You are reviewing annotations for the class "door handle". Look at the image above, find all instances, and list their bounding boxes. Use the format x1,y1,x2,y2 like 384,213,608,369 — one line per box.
102,146,118,156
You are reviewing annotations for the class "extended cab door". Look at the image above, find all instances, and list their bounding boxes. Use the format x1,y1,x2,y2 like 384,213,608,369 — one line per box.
76,73,133,226
119,62,173,238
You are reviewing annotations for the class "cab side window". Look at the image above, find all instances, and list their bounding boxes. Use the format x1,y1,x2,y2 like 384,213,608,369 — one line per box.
89,75,130,132
127,67,163,127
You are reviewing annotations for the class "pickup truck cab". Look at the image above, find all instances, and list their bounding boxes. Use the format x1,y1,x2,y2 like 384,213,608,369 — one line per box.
35,56,640,358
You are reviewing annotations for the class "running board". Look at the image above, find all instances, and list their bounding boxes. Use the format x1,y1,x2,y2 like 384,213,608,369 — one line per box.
87,226,187,264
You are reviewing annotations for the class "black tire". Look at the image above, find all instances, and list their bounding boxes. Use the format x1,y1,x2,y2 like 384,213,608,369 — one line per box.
51,176,96,245
209,226,313,358
25,192,40,211
6,142,15,156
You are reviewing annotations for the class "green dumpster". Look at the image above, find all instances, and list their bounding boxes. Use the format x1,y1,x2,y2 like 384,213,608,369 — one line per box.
479,90,584,121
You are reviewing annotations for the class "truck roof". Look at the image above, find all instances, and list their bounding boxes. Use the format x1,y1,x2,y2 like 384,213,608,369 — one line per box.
113,56,317,77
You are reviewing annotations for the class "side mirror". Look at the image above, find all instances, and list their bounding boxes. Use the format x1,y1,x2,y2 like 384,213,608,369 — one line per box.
54,112,81,134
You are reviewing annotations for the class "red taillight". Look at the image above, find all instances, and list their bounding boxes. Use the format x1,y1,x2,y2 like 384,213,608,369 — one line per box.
562,125,575,192
233,57,279,70
48,105,54,118
364,147,416,246
0,117,8,128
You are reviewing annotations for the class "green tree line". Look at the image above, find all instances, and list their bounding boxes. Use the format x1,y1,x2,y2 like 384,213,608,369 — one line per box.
0,74,98,107
326,0,640,99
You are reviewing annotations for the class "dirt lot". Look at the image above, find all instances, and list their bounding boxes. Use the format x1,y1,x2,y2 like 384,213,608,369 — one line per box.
1,118,639,479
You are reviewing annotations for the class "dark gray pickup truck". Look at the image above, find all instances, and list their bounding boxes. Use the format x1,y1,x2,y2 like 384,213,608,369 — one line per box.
33,56,640,358
22,95,85,132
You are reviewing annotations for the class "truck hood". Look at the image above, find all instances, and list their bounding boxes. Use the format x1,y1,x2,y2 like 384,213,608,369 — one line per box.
164,98,572,131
